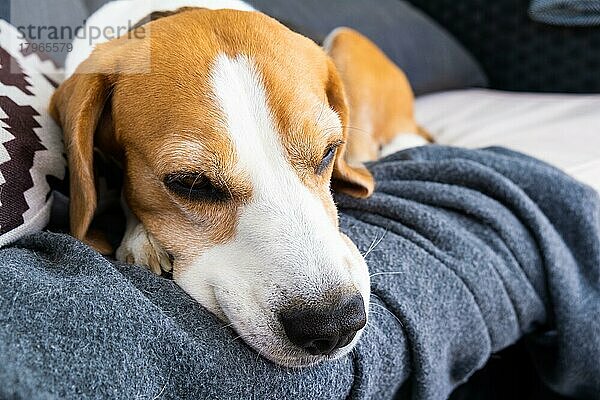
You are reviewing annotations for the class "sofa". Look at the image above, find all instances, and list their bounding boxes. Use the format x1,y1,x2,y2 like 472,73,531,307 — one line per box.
1,1,599,399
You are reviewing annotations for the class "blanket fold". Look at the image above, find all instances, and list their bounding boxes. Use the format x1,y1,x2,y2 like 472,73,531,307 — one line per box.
1,146,599,399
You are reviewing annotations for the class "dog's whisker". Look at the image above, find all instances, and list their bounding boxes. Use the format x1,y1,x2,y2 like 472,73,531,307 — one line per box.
254,340,265,365
369,270,404,278
366,309,385,319
229,331,257,344
370,293,383,301
187,173,203,201
315,92,328,128
368,303,404,327
362,230,388,258
219,321,236,331
151,378,169,400
342,125,372,135
321,124,371,135
229,334,244,343
362,242,376,258
218,174,234,200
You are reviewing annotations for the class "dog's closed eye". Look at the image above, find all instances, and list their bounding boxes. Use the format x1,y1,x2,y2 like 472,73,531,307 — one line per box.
316,141,343,175
164,173,229,202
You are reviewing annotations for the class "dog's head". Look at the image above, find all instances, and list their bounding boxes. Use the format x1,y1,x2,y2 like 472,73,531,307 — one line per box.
50,8,374,367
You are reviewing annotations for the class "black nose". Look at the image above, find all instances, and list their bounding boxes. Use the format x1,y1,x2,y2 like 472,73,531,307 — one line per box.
279,293,367,355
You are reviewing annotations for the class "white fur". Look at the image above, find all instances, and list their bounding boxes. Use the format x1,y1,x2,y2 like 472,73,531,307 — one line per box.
380,132,428,158
116,202,172,275
172,54,370,366
65,0,254,76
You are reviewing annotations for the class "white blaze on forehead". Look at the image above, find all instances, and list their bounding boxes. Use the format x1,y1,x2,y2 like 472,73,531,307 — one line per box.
209,52,319,203
208,53,347,281
210,53,292,191
210,54,342,191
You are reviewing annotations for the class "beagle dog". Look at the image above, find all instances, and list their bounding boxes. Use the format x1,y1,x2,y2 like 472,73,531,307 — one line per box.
50,0,429,367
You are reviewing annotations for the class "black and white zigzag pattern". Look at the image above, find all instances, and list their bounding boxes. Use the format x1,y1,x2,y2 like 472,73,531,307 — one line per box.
0,21,65,246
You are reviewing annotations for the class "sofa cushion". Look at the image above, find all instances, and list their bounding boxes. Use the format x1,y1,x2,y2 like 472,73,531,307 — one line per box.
0,21,66,247
247,0,488,95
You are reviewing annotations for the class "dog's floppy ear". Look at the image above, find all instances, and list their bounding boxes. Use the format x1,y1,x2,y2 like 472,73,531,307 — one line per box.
325,58,375,198
49,69,115,253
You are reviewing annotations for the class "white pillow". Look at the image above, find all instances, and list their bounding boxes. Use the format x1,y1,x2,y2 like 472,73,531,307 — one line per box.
416,89,600,193
0,21,66,246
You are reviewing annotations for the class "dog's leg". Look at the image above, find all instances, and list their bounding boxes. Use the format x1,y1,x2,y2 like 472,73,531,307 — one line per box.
116,202,172,275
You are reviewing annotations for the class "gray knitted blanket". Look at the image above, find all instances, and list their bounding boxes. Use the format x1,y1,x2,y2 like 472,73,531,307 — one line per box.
1,146,599,399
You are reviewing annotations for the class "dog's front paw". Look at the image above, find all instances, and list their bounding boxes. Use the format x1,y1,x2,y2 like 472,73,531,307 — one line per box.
116,222,172,275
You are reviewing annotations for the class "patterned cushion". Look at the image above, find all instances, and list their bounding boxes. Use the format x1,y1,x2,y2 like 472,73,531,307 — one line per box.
0,21,66,246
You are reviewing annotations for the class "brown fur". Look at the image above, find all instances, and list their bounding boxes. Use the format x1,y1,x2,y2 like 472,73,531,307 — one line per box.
325,27,431,163
50,9,374,259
